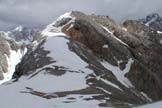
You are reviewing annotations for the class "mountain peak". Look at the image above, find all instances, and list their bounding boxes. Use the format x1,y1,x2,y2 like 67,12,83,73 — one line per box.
146,13,161,19
14,26,24,32
140,13,162,31
8,26,41,43
41,12,73,37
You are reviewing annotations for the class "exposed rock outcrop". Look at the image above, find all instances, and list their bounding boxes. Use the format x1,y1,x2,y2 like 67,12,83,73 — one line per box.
59,11,162,101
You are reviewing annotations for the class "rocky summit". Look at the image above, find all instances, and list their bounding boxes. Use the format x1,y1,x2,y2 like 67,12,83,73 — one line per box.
0,11,162,108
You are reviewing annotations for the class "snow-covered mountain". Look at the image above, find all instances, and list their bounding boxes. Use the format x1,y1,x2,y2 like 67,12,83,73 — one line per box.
7,26,41,44
140,13,162,31
0,11,162,108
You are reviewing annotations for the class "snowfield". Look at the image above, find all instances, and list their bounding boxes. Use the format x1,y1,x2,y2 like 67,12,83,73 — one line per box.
0,36,104,108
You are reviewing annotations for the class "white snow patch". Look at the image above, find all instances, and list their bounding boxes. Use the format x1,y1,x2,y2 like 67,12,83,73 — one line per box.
157,31,162,34
100,25,113,34
19,71,90,92
95,74,122,91
100,25,129,47
52,94,106,108
140,92,152,102
44,36,93,74
122,27,128,31
112,35,129,47
41,28,66,37
101,58,134,88
0,82,106,108
100,77,123,91
0,80,58,108
96,87,112,94
102,44,109,48
117,60,123,65
138,52,142,56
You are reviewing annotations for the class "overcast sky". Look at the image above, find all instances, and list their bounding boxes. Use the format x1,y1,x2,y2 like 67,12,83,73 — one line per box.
0,0,162,31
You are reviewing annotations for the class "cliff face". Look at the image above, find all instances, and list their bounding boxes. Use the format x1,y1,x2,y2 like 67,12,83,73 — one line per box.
0,11,162,108
60,11,162,101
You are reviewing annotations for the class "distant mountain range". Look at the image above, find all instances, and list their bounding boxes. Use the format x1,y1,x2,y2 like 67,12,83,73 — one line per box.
140,13,162,31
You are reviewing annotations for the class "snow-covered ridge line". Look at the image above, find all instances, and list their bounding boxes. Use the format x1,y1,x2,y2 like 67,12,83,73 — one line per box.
41,12,75,37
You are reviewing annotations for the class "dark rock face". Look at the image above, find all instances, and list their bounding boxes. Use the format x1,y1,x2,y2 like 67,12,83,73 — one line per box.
68,40,149,105
121,20,162,100
60,11,162,101
62,12,131,66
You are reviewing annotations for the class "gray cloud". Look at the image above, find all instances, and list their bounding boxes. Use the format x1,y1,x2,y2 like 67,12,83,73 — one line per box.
0,0,162,30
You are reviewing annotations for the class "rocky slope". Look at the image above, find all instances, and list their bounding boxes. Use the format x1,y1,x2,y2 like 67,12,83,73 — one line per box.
0,11,162,108
0,26,41,84
0,32,23,84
